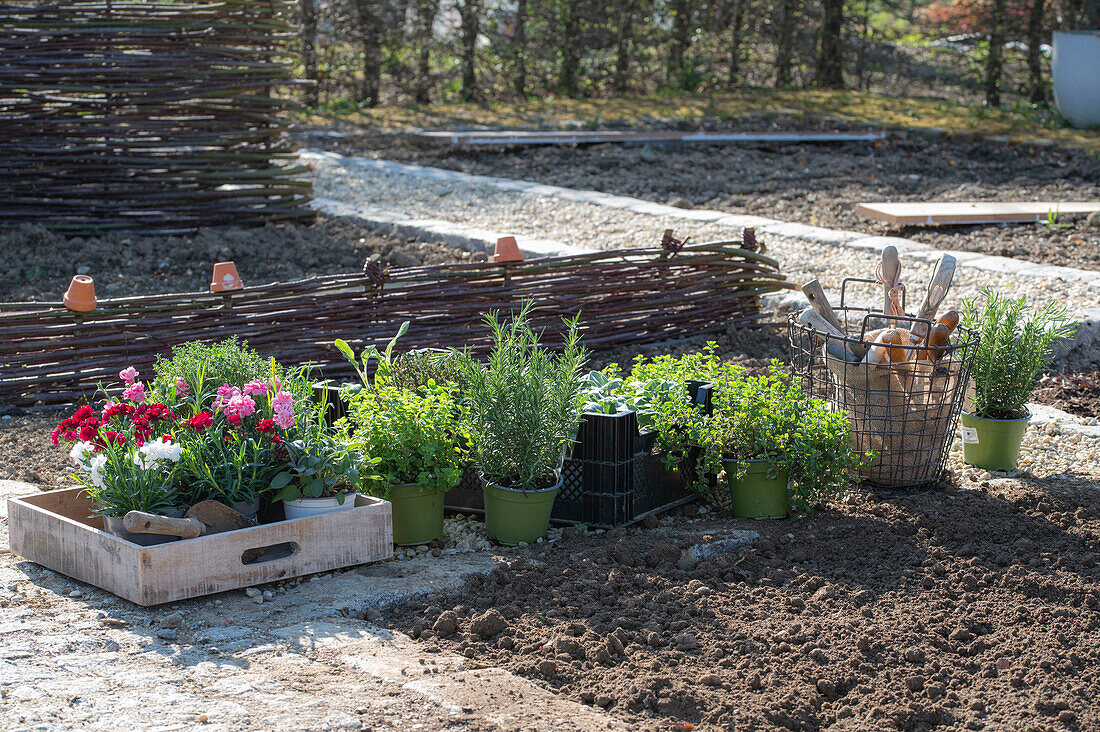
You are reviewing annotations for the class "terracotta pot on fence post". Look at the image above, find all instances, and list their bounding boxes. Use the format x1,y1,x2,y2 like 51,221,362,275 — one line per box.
63,275,96,312
210,261,243,292
492,236,523,263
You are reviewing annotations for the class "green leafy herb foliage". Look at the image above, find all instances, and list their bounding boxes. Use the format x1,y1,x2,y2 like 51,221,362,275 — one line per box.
344,383,466,498
626,341,746,385
152,336,282,411
269,411,380,503
699,362,866,513
389,349,470,393
962,288,1077,420
457,302,587,492
335,322,410,387
580,368,685,429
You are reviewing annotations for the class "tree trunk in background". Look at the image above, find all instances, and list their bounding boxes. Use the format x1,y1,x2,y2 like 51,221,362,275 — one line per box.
300,0,319,106
457,0,481,101
513,0,527,97
774,0,796,87
354,0,384,106
558,0,580,96
727,0,746,87
985,0,1008,107
414,0,438,104
1089,0,1100,27
668,0,691,86
817,0,845,87
613,0,634,93
1026,0,1046,103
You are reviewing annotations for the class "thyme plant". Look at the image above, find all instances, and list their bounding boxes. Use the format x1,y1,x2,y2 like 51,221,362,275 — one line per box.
458,302,587,492
962,288,1077,420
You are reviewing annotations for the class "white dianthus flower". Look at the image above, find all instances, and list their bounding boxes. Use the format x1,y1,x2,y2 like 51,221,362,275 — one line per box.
69,441,96,470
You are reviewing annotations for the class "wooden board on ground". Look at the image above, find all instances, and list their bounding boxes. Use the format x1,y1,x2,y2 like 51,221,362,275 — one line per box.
856,201,1100,226
7,488,393,606
415,130,886,146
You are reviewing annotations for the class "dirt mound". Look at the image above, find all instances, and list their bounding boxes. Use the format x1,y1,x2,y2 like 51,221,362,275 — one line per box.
394,474,1100,730
1034,371,1100,420
1,215,471,302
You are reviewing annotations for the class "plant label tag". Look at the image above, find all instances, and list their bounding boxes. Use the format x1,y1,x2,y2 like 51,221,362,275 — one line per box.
961,426,979,444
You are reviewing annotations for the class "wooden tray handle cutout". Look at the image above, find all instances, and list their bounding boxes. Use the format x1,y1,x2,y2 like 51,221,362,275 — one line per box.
241,541,300,566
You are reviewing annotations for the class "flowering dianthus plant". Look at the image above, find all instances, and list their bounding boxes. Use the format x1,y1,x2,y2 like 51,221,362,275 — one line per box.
170,373,307,506
51,371,182,518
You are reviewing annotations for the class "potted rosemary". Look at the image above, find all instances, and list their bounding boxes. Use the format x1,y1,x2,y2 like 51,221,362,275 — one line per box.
344,383,465,545
456,303,586,545
960,289,1076,471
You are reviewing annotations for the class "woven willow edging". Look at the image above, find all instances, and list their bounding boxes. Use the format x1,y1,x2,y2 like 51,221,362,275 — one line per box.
0,0,313,234
0,242,791,408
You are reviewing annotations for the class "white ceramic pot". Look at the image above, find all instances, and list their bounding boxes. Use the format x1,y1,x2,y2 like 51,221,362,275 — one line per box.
1052,31,1100,128
282,492,358,521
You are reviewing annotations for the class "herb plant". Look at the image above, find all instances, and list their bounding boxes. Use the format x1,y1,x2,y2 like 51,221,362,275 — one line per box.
962,288,1077,420
335,322,410,387
152,336,281,409
389,348,470,392
699,362,866,513
344,383,466,498
457,302,587,492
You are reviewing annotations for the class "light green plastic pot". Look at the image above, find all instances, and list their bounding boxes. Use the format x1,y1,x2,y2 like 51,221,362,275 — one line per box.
723,458,790,519
389,483,445,546
960,411,1030,471
481,475,560,546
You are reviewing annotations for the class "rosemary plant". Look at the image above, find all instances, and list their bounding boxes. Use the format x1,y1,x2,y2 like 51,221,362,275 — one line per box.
962,288,1077,420
458,302,587,492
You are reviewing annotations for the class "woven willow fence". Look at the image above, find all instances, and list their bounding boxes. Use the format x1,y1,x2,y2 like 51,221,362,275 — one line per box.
0,242,790,408
0,0,312,234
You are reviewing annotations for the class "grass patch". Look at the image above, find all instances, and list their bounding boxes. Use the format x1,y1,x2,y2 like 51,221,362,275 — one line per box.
305,89,1100,156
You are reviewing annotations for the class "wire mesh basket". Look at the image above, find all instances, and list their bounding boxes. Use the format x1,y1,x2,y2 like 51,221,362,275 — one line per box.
787,278,979,488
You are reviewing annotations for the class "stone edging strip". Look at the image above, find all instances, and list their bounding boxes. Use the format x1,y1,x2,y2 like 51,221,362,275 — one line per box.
302,150,1100,353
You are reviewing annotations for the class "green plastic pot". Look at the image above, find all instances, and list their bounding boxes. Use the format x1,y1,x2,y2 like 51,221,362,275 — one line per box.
960,411,1030,471
481,475,560,546
723,458,789,519
389,483,445,546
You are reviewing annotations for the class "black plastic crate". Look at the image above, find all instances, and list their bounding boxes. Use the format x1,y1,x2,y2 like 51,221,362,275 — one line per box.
445,381,712,528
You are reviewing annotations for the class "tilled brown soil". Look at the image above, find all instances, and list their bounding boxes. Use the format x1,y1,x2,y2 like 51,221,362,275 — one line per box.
309,123,1100,271
2,215,472,302
1034,371,1100,420
394,472,1100,731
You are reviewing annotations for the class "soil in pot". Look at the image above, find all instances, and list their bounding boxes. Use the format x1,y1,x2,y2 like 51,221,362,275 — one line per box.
390,483,445,546
282,491,359,521
960,411,1030,471
482,475,560,546
723,459,789,519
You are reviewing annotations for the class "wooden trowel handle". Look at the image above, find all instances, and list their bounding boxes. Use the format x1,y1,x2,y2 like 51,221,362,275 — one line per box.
123,511,205,539
914,254,957,334
801,279,845,333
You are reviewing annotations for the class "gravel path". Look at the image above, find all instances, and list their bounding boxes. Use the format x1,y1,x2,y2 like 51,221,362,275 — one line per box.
306,153,1100,323
309,127,1100,271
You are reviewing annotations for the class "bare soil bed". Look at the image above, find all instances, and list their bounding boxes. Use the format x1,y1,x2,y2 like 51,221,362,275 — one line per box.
309,122,1100,271
393,471,1100,731
1,215,472,302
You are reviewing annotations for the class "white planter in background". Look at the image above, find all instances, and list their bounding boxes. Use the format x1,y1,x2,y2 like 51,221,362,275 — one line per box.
282,492,358,521
1052,30,1100,128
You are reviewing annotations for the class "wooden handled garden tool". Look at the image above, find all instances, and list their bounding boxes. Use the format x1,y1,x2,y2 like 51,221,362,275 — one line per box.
123,500,256,539
912,254,957,338
878,246,901,319
800,279,845,333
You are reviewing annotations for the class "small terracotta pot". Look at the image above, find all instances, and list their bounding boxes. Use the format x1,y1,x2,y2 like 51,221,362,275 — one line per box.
210,261,243,292
63,275,97,312
492,236,523,263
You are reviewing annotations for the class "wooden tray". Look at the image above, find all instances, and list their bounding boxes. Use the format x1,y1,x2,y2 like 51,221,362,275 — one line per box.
7,488,393,606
